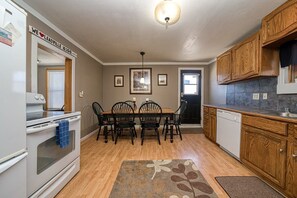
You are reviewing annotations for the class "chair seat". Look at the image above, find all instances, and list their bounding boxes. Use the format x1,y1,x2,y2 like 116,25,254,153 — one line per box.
141,121,160,128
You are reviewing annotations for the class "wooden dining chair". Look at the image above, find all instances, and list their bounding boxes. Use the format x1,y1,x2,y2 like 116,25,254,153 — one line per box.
111,102,136,145
163,100,187,141
92,102,114,142
138,101,162,145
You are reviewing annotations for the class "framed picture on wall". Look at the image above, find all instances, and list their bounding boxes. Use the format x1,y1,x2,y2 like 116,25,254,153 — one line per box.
158,74,167,86
129,68,152,94
114,75,124,87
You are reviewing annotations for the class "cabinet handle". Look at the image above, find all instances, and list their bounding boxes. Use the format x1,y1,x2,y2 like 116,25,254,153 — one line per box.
279,149,284,153
293,154,297,158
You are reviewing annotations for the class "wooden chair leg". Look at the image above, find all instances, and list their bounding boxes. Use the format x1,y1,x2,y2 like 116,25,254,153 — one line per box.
141,128,144,145
130,128,134,145
133,126,137,138
177,125,182,140
96,126,102,140
115,128,119,144
156,128,161,145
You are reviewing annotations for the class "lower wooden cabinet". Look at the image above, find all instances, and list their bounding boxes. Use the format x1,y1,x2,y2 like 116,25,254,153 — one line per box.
203,106,216,143
241,125,287,188
286,125,297,197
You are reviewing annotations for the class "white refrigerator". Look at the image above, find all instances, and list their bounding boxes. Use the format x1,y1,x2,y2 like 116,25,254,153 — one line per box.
0,0,27,197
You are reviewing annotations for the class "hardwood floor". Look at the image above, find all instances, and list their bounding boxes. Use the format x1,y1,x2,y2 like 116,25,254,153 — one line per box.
56,130,254,198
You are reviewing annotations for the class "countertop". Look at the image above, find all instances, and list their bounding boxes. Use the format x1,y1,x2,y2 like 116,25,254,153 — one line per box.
203,104,297,124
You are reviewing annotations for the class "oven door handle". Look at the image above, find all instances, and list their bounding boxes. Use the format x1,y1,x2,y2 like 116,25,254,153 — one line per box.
68,116,81,123
27,123,59,134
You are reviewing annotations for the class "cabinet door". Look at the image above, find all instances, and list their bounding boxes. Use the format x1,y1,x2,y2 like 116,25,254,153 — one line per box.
209,114,217,142
262,0,297,46
232,33,259,80
203,107,210,138
286,139,297,197
217,51,232,84
241,125,287,188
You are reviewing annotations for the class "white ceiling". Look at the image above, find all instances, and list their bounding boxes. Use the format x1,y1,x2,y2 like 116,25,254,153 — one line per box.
19,0,286,64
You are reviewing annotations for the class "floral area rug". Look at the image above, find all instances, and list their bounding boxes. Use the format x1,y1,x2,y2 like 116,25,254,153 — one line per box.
109,159,218,198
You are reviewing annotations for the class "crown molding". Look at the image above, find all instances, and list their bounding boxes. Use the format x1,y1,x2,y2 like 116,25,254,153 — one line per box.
103,60,214,66
13,0,104,65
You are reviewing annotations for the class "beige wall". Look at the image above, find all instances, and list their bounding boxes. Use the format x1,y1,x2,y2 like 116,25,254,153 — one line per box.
103,65,209,111
208,61,226,104
25,13,103,137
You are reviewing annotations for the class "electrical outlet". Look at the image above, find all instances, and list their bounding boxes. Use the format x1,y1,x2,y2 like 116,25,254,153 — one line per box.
263,93,268,100
253,93,259,100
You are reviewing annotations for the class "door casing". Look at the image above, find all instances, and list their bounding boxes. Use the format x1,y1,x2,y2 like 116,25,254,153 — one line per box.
178,67,204,127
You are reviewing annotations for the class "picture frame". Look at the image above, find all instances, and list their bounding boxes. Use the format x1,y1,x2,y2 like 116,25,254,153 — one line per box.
114,75,124,87
129,68,152,94
158,74,167,86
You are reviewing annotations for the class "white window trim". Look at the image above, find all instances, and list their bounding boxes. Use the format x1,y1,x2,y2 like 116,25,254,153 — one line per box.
277,66,297,94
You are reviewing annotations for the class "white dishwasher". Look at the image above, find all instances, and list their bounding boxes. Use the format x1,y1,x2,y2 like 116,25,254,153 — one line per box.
216,109,242,160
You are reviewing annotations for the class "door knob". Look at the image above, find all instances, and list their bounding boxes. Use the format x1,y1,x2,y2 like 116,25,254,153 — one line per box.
293,154,297,158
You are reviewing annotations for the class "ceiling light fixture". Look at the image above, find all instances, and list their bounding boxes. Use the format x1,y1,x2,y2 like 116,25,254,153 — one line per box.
154,0,181,29
140,51,145,84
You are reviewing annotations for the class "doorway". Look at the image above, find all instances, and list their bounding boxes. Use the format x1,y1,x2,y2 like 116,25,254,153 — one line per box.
31,35,75,111
178,68,203,125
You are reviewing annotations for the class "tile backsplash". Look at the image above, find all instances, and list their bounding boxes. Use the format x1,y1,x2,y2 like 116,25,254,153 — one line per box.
226,77,297,112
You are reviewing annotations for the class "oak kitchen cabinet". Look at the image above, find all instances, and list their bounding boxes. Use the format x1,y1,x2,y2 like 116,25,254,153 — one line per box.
203,106,216,143
217,50,232,84
217,31,279,84
286,124,297,197
262,0,297,47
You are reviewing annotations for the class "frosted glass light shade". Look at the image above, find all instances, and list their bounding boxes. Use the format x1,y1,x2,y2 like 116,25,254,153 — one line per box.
155,0,181,25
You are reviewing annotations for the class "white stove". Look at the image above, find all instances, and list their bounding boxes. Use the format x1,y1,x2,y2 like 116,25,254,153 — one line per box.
26,92,81,198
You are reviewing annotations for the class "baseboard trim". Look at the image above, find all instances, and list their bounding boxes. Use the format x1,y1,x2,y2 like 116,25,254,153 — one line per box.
81,129,98,142
180,124,202,129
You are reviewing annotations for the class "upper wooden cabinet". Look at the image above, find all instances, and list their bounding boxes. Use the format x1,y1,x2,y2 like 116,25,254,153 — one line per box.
232,33,259,80
217,32,279,84
262,0,297,47
217,51,232,84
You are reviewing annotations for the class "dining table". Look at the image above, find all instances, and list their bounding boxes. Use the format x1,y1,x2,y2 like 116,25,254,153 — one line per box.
101,108,175,143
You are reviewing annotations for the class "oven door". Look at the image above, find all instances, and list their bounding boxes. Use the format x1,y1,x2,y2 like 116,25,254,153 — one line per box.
26,116,80,197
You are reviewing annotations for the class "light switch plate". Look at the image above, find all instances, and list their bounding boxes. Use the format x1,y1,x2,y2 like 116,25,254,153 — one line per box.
253,93,259,100
79,91,84,98
263,93,267,100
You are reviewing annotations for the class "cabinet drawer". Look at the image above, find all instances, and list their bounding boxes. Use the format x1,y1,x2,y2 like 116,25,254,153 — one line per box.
242,115,288,136
209,107,216,115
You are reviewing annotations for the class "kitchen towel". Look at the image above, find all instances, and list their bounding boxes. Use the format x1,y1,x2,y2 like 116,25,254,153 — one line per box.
56,119,70,148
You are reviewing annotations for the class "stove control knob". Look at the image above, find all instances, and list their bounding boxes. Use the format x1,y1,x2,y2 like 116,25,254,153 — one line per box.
40,95,45,100
34,95,40,100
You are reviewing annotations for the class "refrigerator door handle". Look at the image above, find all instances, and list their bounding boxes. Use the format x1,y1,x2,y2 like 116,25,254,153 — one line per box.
0,152,27,175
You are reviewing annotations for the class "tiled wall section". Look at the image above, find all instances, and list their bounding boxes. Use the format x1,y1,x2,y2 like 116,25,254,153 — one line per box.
226,77,297,112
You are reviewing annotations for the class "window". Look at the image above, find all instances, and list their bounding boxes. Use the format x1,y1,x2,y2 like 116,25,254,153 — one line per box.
47,69,65,109
183,74,199,95
277,65,297,94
